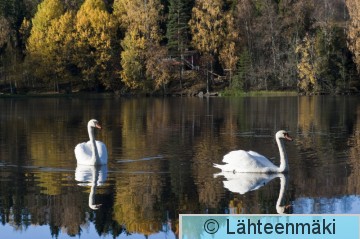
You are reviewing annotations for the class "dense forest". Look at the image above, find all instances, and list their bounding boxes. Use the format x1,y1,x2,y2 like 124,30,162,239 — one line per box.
0,0,359,95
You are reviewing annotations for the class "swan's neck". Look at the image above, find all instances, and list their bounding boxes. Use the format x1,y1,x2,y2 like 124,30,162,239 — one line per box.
88,126,100,164
276,137,288,172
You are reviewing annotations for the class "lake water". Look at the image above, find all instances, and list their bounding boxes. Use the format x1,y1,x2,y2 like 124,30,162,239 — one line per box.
0,95,360,238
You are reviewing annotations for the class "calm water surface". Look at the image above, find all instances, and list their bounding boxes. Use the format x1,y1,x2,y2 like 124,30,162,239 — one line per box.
0,95,360,238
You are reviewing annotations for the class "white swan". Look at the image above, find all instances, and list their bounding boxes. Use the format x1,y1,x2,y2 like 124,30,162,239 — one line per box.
215,172,291,214
75,164,108,210
75,119,108,165
214,130,293,173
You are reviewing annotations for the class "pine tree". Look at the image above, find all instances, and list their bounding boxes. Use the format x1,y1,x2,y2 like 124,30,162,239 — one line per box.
166,0,194,56
232,48,251,90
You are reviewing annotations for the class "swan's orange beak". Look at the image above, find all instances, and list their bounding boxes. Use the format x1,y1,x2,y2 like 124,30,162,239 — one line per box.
285,133,293,141
95,123,102,129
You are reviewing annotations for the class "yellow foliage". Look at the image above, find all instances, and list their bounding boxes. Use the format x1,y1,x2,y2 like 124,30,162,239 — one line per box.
345,0,360,72
114,0,163,42
295,34,319,93
190,0,228,55
74,0,117,85
31,0,64,32
120,35,147,88
0,16,10,47
26,0,68,81
116,0,164,90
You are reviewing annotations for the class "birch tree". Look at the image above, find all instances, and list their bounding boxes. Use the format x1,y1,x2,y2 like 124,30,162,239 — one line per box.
190,0,238,89
114,0,163,90
345,0,360,72
189,0,227,56
26,0,66,84
74,0,118,89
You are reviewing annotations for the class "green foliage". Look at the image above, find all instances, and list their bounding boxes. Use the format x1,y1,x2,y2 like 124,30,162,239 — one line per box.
232,48,252,91
166,0,194,55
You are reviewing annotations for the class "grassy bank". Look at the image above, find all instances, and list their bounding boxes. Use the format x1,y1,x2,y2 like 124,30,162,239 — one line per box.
220,89,298,97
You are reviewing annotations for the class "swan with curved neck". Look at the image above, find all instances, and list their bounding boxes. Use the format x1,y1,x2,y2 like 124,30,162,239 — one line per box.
75,119,108,165
214,130,292,173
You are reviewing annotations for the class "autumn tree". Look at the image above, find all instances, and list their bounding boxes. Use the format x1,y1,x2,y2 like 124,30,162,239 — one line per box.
239,0,282,90
190,0,228,57
45,12,75,85
26,0,66,85
145,45,183,93
119,28,148,90
114,0,164,91
218,9,238,81
345,0,360,73
190,0,238,91
74,0,119,90
295,34,318,93
0,0,43,91
0,16,10,51
231,0,255,90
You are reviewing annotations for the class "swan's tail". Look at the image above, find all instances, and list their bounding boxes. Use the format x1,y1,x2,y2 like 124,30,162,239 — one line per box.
213,163,235,172
214,163,242,173
213,163,225,170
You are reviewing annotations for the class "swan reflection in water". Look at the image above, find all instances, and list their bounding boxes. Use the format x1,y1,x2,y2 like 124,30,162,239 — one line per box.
215,172,292,214
75,164,107,210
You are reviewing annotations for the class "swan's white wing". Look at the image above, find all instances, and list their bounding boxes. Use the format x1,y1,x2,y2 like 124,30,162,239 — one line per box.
247,151,276,168
220,150,276,172
75,141,108,165
75,142,92,163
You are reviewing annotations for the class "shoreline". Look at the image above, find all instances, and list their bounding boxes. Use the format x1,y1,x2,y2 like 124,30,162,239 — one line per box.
1,90,358,99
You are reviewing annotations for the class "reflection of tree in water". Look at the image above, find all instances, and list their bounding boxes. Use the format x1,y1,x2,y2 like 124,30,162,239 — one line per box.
8,182,87,237
2,96,360,237
296,96,357,197
113,172,165,235
347,105,360,195
0,170,126,238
